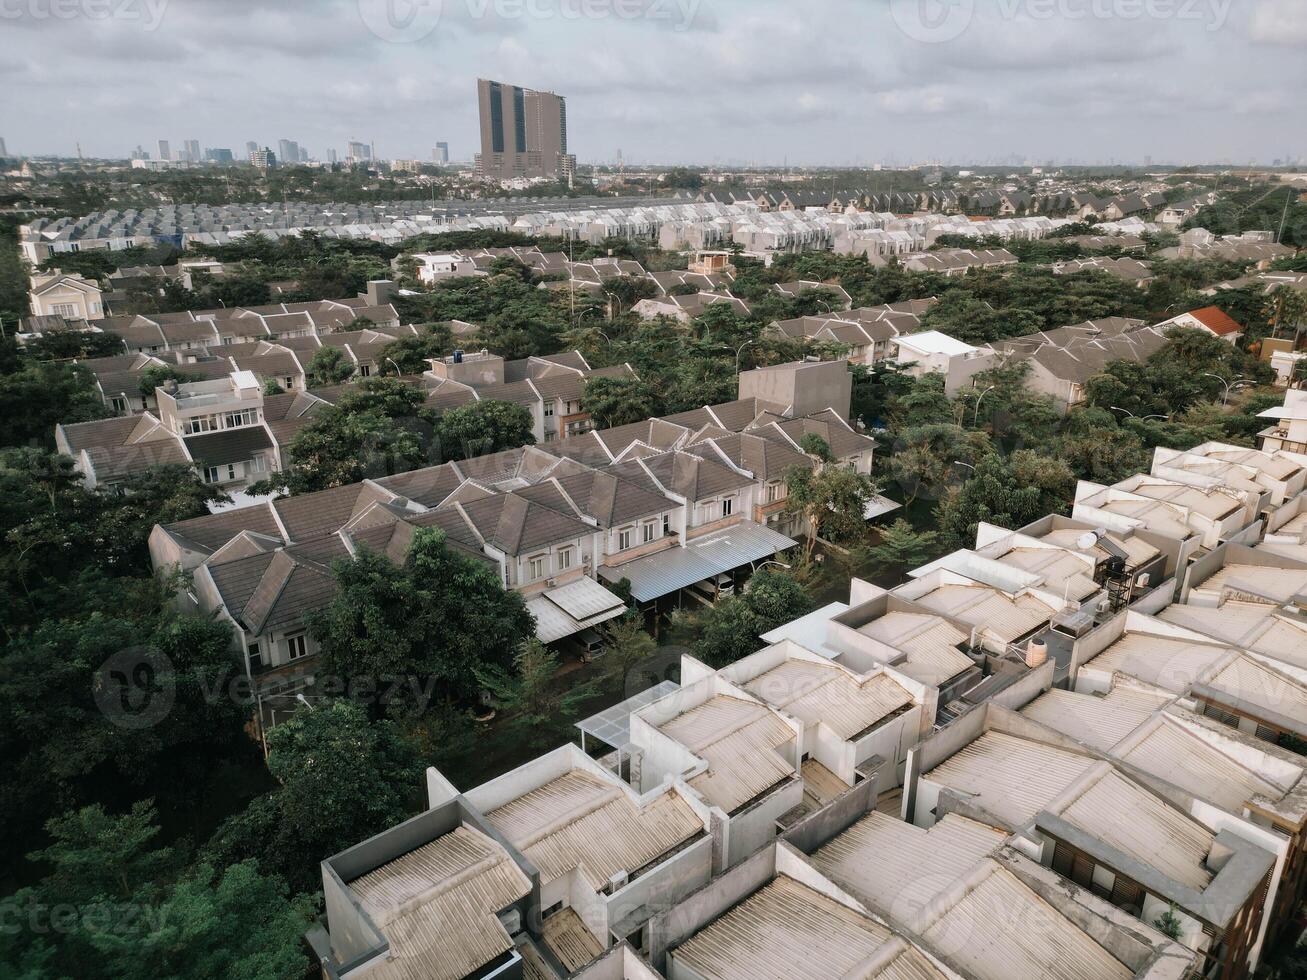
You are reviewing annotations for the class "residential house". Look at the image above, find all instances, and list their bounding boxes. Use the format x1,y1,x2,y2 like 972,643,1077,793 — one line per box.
27,269,104,320
1156,306,1245,344
892,331,996,395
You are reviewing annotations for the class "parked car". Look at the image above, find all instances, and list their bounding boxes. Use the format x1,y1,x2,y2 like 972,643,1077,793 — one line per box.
687,573,734,605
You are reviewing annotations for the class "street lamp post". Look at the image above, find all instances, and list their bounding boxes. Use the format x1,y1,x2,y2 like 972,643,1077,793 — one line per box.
385,356,401,376
972,385,996,427
1201,373,1253,406
1110,406,1169,422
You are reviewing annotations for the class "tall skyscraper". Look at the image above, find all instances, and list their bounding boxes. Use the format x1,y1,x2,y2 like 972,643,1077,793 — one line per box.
475,78,574,181
245,140,258,159
1,137,11,158
434,142,449,165
327,148,338,165
299,145,310,162
157,139,170,162
346,140,371,161
277,139,299,165
184,139,201,163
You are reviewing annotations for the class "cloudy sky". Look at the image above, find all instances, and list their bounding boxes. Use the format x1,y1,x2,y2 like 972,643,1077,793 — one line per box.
2,0,1304,165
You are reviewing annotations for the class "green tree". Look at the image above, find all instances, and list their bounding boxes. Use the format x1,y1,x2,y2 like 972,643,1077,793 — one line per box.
477,639,596,733
205,699,422,893
306,345,355,387
436,399,534,462
0,362,109,447
869,518,942,576
260,380,431,494
581,375,658,428
690,570,813,667
935,451,1075,546
86,860,314,980
784,456,878,556
307,527,535,712
28,800,177,905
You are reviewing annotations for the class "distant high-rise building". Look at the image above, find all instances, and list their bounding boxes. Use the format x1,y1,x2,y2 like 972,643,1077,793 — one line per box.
475,78,574,181
184,139,201,163
346,140,371,161
434,142,449,165
157,139,170,162
277,139,299,165
0,137,8,158
250,147,276,172
298,146,309,162
130,144,146,161
207,148,234,163
245,140,258,159
327,148,338,164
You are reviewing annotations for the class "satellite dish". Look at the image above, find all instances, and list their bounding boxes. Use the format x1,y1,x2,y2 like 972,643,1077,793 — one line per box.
1076,530,1102,551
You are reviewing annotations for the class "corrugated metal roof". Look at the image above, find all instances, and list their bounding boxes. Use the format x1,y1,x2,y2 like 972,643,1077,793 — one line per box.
742,659,913,740
1020,686,1169,752
856,611,975,687
1115,718,1288,812
919,862,1133,980
811,813,1004,922
348,825,531,980
1083,632,1229,694
670,875,944,980
660,694,796,813
1209,655,1307,720
1056,769,1214,891
483,769,701,891
926,731,1096,828
598,521,797,602
525,578,626,644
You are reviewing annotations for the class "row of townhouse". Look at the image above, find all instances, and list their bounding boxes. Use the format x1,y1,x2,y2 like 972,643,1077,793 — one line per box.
307,441,1307,980
145,359,877,696
768,299,940,367
888,309,1248,407
56,348,639,492
899,247,1019,277
22,281,402,351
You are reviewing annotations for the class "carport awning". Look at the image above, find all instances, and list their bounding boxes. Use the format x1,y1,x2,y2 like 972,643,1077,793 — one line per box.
528,577,628,644
598,521,798,603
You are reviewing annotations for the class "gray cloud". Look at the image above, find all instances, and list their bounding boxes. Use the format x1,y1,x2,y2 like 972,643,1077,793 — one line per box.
0,0,1302,164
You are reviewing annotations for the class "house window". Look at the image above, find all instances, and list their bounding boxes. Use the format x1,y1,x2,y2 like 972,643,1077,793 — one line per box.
721,496,734,518
528,555,547,580
51,302,80,317
184,416,216,434
247,642,262,671
359,364,371,377
203,466,220,484
283,377,294,389
223,408,257,428
286,633,308,660
544,404,555,418
226,463,237,482
251,454,267,473
662,514,671,535
765,482,784,503
642,520,657,543
617,527,633,551
110,396,128,414
558,547,574,571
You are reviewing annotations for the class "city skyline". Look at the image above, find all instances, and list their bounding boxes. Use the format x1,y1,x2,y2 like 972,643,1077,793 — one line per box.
0,0,1303,165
